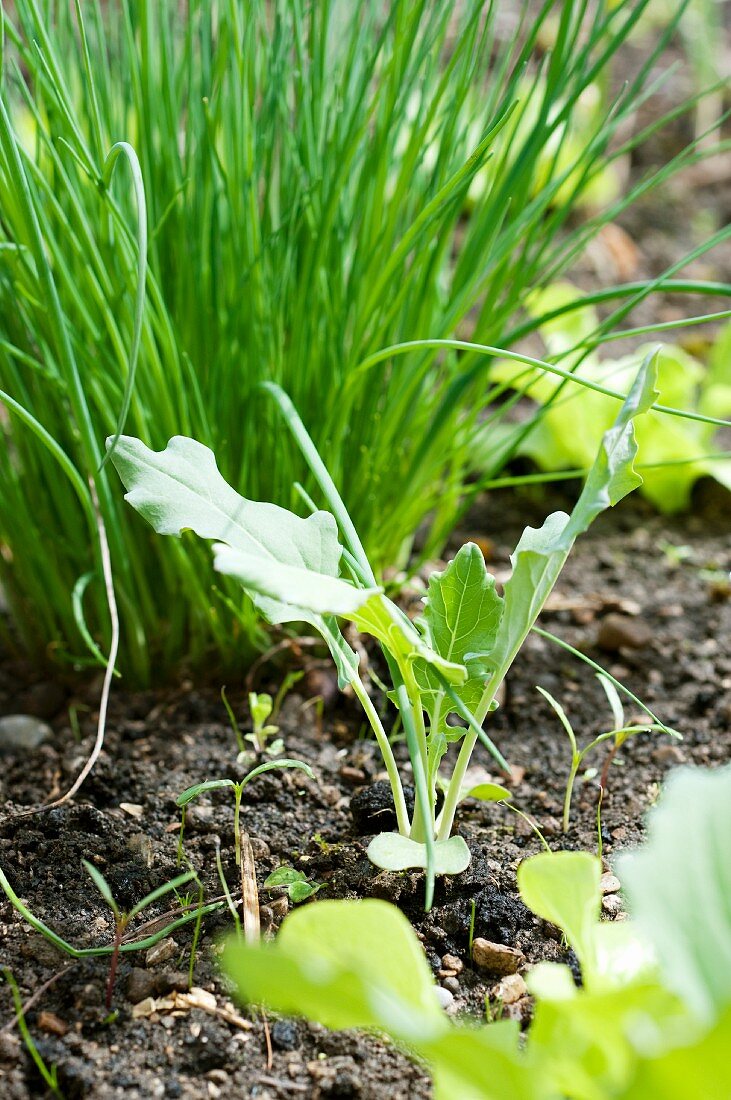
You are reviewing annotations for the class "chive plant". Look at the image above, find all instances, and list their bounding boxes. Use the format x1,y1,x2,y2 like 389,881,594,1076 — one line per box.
109,354,674,907
0,0,729,681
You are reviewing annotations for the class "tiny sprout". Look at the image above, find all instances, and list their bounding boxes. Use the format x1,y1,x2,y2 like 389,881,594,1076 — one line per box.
176,759,314,940
82,861,197,1008
540,674,679,833
264,865,323,904
247,692,282,755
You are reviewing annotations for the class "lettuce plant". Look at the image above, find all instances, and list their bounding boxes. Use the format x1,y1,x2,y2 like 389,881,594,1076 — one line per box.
110,356,659,907
222,763,731,1099
490,286,731,512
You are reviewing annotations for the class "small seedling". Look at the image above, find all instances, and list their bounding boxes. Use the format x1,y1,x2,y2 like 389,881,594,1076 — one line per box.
82,861,198,1008
248,692,283,755
264,866,323,904
539,675,678,833
176,759,314,940
112,354,671,908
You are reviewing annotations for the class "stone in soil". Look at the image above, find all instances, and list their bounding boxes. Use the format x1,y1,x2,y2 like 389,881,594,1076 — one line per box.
472,938,525,976
0,714,52,754
596,613,652,652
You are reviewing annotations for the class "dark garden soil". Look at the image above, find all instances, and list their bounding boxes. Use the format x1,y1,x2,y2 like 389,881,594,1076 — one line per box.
0,480,729,1099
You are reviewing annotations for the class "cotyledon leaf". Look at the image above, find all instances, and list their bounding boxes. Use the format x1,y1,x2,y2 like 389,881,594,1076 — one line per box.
413,543,503,734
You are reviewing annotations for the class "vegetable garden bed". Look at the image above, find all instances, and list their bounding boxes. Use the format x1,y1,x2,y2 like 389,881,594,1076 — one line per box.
1,485,728,1098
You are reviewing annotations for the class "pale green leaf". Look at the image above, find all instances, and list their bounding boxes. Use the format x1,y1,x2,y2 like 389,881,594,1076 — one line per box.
350,593,467,685
517,851,601,974
619,764,731,1024
366,832,471,875
212,543,380,617
222,899,446,1042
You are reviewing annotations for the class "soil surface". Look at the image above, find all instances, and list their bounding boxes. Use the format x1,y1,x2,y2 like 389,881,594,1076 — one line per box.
0,480,729,1099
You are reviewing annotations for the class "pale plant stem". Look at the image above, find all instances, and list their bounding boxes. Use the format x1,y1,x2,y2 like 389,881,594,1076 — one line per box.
437,674,501,842
351,677,410,836
563,753,582,833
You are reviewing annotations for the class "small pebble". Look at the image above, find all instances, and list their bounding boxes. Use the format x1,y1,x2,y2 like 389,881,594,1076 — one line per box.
442,976,460,996
599,872,621,896
441,953,463,975
37,1011,67,1036
249,837,270,860
127,968,157,1004
491,973,527,1005
146,937,178,967
596,614,652,653
602,894,623,917
271,1019,300,1051
0,715,52,755
339,765,367,785
434,986,454,1010
472,938,525,976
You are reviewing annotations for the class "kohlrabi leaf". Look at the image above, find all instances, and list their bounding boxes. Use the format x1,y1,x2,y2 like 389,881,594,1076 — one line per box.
620,1006,731,1100
222,899,446,1042
619,764,731,1024
212,544,380,617
564,350,659,541
109,435,340,577
518,851,601,974
350,593,467,685
412,543,503,734
367,832,471,875
425,1022,537,1100
110,435,363,685
478,354,657,678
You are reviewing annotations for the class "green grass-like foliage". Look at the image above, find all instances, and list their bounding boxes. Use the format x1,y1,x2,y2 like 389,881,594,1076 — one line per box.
110,354,664,907
223,763,731,1099
0,0,726,680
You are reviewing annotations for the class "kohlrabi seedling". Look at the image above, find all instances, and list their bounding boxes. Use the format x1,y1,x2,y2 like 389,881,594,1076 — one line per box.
539,674,679,832
110,353,665,908
247,692,283,755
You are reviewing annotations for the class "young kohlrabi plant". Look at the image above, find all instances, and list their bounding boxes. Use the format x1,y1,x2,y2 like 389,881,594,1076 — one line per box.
110,354,665,908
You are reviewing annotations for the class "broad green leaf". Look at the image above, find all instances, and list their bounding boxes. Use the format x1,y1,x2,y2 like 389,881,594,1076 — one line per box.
109,435,341,584
530,980,692,1100
425,1022,540,1100
464,781,512,803
350,593,467,685
222,899,446,1042
264,867,304,888
619,764,731,1024
109,435,364,686
412,543,503,734
366,832,471,875
518,851,601,975
212,543,380,616
621,1006,731,1100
